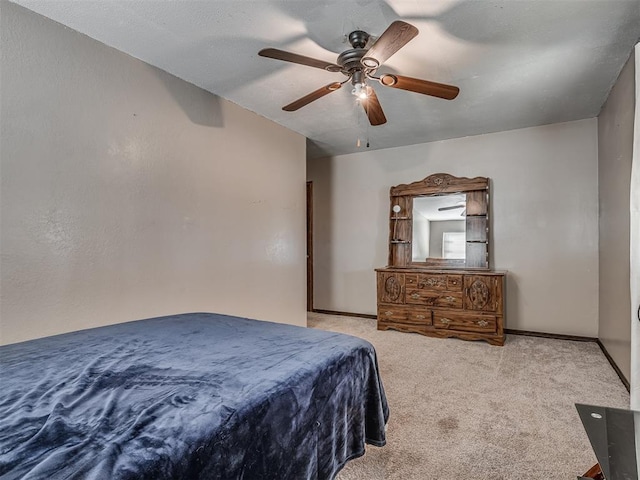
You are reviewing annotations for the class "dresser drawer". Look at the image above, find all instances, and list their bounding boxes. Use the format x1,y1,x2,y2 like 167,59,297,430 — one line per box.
377,306,432,327
407,307,433,326
406,289,462,308
406,274,463,292
377,306,408,323
405,274,418,288
446,275,463,290
417,274,448,290
432,311,497,333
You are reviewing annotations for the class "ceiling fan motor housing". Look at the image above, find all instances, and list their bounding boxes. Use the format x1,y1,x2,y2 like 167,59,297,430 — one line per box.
337,48,368,73
337,30,376,77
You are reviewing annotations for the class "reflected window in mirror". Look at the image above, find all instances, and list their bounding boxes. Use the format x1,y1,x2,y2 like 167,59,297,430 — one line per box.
442,232,465,259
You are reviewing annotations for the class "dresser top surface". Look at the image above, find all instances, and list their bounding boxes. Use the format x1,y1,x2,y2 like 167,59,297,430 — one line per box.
376,267,507,276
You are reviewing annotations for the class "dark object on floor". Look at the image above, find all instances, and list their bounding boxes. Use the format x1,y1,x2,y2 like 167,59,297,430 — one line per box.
576,404,638,480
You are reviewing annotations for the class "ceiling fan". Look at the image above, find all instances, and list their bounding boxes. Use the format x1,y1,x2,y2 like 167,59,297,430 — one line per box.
258,21,459,126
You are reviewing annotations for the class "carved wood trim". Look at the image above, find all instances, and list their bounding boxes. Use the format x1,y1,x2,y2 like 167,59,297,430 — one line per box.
390,173,489,196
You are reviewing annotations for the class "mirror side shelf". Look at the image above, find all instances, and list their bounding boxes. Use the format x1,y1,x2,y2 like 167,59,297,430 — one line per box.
387,196,413,265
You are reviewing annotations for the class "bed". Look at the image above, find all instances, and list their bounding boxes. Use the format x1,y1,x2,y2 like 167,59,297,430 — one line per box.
0,312,388,479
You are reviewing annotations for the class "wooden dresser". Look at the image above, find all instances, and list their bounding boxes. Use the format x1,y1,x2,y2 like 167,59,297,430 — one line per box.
376,267,506,346
376,173,506,346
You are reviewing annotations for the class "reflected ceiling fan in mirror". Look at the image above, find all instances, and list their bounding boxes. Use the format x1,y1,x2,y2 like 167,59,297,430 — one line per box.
438,201,466,216
438,204,465,211
258,21,459,126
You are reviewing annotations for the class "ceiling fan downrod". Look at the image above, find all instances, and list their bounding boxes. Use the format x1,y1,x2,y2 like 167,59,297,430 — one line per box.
348,30,369,49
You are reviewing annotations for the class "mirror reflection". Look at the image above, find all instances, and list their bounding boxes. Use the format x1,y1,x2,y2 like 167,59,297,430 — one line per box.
412,194,466,261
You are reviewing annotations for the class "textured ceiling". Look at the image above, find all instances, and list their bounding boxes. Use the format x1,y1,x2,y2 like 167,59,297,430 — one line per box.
13,0,640,158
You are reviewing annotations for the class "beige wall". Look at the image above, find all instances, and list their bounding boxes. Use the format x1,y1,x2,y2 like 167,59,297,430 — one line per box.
597,52,635,383
308,119,599,336
0,3,307,345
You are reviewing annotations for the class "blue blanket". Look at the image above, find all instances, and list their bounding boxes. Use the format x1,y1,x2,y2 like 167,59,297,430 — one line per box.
0,313,388,479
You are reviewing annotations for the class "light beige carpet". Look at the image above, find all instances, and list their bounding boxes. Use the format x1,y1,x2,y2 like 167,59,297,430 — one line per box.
307,312,630,480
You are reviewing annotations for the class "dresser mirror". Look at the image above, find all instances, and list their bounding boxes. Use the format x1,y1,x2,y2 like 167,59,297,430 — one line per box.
412,194,467,261
388,173,490,270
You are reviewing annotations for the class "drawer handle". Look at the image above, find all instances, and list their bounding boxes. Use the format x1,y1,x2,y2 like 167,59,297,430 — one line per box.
384,311,393,316
416,314,426,319
440,318,451,325
410,293,420,299
477,320,489,327
445,296,456,302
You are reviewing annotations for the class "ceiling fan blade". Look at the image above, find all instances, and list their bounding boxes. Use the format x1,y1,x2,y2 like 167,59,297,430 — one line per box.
362,86,387,126
259,48,342,72
282,82,342,111
380,74,460,100
362,21,418,67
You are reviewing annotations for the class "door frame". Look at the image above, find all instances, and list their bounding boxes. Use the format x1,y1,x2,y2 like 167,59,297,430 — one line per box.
306,181,314,312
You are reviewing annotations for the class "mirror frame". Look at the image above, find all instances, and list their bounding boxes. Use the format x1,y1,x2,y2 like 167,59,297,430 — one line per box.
388,173,490,270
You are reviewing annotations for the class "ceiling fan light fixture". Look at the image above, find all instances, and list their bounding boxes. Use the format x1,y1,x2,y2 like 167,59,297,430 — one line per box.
352,82,368,99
